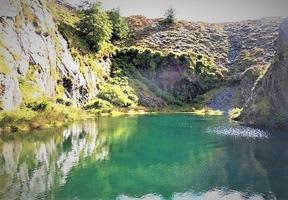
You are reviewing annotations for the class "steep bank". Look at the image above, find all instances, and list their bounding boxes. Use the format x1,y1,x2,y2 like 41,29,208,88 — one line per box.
0,0,111,131
0,0,226,114
125,16,282,72
0,0,109,111
0,0,286,131
242,18,288,129
124,16,284,113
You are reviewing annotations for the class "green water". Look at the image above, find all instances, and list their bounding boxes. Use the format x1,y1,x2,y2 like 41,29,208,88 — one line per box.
0,114,288,200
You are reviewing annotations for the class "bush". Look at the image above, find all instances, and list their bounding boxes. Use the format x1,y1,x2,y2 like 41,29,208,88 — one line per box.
164,8,176,24
0,103,87,132
30,102,48,112
229,108,243,121
77,3,112,51
108,8,129,40
98,81,138,107
84,98,113,112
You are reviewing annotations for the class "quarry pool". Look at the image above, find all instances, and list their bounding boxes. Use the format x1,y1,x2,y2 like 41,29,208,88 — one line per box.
0,114,288,200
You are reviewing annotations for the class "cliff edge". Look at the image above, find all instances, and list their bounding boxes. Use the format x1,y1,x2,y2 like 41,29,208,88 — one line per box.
242,18,288,129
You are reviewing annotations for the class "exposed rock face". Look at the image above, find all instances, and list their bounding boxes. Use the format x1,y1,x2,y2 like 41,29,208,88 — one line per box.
234,66,266,107
126,16,284,112
242,18,288,128
126,16,282,72
0,0,104,110
208,86,237,113
0,0,285,112
0,73,21,110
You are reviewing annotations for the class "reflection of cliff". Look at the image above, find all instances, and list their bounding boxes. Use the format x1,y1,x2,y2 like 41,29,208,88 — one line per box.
254,138,288,200
0,121,108,200
56,120,275,199
0,115,282,200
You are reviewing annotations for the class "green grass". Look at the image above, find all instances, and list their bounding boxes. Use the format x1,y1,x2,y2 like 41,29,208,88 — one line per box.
229,107,243,121
47,2,80,27
98,82,137,108
192,86,226,108
0,56,10,75
0,103,89,132
128,69,183,105
18,78,42,103
84,98,113,113
191,108,223,116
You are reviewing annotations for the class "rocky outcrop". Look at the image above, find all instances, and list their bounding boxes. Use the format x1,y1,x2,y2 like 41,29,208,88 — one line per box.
0,0,106,110
112,48,226,106
126,16,282,72
0,0,285,113
125,16,284,111
242,18,288,128
208,86,236,112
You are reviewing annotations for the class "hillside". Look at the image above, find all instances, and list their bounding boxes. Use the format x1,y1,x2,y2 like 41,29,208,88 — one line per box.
125,16,282,73
125,15,285,115
0,0,287,131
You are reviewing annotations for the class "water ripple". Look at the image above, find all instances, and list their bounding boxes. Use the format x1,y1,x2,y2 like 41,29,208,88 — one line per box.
117,189,271,200
117,194,163,200
206,126,270,139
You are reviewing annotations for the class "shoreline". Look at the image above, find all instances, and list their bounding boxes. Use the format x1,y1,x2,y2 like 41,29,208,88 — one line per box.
0,106,224,133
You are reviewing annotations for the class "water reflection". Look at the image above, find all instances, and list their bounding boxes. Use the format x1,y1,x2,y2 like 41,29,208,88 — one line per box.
0,121,107,199
0,114,287,200
118,190,273,200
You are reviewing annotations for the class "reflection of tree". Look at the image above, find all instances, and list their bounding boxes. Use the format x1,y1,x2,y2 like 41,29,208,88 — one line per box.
0,115,284,200
56,121,275,200
0,121,109,199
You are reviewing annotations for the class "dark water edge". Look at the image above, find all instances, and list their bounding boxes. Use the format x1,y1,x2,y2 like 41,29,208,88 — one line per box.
0,113,288,200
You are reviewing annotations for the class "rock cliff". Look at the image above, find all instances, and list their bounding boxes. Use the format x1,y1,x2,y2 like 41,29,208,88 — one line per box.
125,16,284,112
242,18,288,129
126,16,282,72
0,0,107,111
0,0,286,121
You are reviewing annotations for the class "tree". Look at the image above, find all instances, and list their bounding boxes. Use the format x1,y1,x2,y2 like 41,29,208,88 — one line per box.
108,8,129,40
164,7,176,24
77,3,113,51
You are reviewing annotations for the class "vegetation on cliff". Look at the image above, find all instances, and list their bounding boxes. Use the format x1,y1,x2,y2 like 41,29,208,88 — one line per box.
241,18,288,129
0,0,286,132
48,2,227,112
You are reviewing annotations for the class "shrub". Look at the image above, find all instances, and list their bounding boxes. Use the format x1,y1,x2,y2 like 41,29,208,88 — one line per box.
0,103,87,132
65,101,73,107
84,98,113,112
164,8,176,24
30,101,48,112
108,8,129,40
98,82,137,107
229,108,243,121
56,98,65,104
77,3,112,51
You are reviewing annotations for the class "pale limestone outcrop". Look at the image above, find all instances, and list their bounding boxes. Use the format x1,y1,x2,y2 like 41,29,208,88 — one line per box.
0,0,103,110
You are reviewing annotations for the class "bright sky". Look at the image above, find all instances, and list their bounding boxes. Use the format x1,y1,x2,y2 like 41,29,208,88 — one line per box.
65,0,288,23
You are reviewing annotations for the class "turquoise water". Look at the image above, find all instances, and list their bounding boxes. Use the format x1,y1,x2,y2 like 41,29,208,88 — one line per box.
0,114,288,200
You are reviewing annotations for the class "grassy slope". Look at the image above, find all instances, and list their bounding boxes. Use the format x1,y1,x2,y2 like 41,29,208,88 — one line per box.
1,3,230,133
